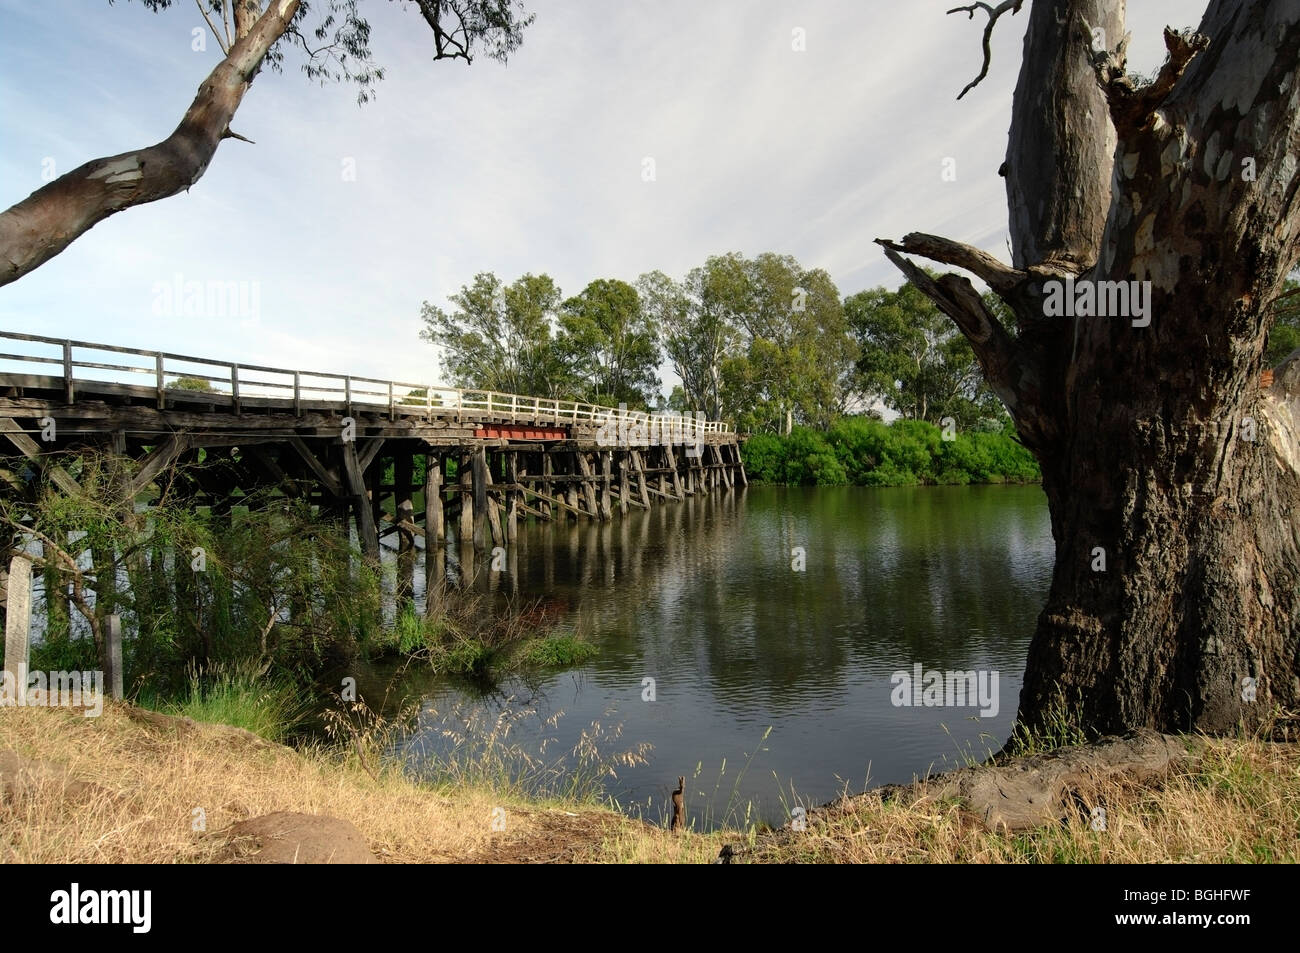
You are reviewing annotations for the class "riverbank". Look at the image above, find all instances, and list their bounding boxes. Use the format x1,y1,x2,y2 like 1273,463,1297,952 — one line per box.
3,703,1295,863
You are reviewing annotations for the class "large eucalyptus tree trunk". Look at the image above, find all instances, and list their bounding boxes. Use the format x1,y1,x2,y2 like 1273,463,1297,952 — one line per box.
882,0,1300,735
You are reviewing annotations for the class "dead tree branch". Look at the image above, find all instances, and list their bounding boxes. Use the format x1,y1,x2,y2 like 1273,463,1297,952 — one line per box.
878,246,1023,413
876,233,1026,296
1086,22,1207,133
948,0,1025,100
196,0,231,56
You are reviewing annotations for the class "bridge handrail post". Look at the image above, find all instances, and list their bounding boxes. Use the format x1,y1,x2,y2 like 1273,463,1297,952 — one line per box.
293,371,301,416
230,363,240,414
345,375,352,418
155,352,165,410
62,341,74,404
426,386,432,419
388,380,395,422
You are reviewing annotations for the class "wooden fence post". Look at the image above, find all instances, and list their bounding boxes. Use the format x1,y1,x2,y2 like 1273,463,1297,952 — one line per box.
106,613,124,701
3,555,32,688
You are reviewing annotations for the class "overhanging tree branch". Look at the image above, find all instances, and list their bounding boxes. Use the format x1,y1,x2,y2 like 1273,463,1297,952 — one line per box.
0,1,533,286
876,233,1026,297
0,0,301,286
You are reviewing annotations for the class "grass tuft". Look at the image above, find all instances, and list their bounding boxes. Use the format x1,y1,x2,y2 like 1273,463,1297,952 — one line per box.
139,659,309,744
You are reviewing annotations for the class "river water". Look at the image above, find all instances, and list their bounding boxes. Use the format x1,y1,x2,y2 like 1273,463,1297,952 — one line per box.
367,484,1054,830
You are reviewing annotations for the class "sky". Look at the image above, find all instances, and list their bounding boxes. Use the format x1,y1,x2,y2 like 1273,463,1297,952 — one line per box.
0,0,1203,395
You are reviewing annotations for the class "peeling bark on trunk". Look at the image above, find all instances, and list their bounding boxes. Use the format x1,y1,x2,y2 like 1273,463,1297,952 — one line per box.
883,0,1300,735
1005,0,1121,272
0,0,299,286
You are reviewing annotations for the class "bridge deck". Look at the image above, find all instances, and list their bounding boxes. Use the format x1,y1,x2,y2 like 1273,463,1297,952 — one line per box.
0,332,746,574
0,331,733,445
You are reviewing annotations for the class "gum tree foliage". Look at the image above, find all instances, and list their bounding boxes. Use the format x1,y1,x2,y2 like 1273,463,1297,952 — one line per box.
556,279,661,409
880,0,1300,735
645,252,855,434
721,254,857,434
0,0,533,285
636,253,858,431
846,275,1006,428
419,271,567,397
637,265,737,423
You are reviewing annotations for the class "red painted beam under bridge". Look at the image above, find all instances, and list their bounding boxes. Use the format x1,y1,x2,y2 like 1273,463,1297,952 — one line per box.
475,424,568,440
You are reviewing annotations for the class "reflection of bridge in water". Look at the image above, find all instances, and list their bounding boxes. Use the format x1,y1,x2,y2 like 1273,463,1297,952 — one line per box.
0,331,747,604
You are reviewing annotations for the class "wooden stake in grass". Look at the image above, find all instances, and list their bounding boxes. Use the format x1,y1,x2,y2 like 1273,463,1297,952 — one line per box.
106,613,124,701
3,554,32,685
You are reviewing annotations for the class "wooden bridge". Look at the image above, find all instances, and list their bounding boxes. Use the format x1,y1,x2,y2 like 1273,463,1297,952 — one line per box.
0,331,746,593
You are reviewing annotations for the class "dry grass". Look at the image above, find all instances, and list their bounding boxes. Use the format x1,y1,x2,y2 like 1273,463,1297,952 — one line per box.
2,703,1297,864
0,703,620,864
737,733,1300,864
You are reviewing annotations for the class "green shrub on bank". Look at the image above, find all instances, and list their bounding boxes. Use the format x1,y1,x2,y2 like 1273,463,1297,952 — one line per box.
740,417,1039,486
743,429,847,485
2,450,597,742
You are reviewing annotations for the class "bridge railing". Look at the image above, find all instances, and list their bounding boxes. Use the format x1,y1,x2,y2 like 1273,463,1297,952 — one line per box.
0,331,733,436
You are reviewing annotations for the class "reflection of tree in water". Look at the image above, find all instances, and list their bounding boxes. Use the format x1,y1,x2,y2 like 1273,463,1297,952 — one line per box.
492,485,1050,718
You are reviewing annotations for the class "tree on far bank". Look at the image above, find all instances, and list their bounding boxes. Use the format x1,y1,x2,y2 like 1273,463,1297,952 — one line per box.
168,376,215,392
846,276,1003,429
637,265,736,421
419,271,567,396
557,278,661,409
717,253,857,434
